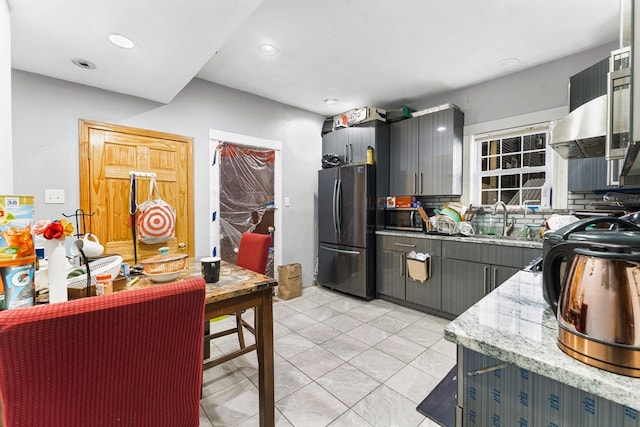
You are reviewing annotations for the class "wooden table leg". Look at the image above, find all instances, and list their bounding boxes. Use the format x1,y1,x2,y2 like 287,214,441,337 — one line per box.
256,288,275,427
203,320,210,360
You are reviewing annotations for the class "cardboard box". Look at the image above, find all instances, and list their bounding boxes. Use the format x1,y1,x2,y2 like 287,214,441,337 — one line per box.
395,196,415,208
333,107,386,129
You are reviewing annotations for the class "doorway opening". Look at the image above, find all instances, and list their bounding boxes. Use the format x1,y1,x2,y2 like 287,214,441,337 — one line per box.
209,129,282,276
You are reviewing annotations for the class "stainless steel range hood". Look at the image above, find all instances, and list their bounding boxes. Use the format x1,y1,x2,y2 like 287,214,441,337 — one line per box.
549,0,640,186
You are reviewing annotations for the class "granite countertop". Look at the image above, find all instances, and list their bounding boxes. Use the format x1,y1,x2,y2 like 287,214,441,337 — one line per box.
444,270,640,410
376,229,543,249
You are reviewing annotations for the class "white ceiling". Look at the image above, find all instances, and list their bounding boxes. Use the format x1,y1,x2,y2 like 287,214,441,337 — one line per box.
9,0,621,117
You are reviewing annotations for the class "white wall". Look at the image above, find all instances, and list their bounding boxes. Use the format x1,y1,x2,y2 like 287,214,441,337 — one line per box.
413,43,617,126
0,0,12,193
11,71,324,285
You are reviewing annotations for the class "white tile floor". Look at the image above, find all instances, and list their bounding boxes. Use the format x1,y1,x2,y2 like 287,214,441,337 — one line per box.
199,285,456,427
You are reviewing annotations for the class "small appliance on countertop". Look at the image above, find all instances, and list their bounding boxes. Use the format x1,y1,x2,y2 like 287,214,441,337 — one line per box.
542,216,640,312
384,207,436,232
543,241,640,377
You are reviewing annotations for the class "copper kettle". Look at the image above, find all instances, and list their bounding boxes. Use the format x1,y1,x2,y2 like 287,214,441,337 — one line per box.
543,242,640,377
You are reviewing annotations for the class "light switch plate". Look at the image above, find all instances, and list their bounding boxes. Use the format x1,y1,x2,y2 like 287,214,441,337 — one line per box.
284,197,290,207
44,189,65,204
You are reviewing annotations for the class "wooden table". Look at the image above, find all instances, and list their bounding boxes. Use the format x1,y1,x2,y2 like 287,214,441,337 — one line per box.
132,258,277,427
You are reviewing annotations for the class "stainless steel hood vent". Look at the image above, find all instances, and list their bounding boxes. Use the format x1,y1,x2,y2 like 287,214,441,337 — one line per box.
549,94,607,158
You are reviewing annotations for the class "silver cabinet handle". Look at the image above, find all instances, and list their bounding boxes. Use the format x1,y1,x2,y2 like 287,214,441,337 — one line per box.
394,243,416,248
414,173,418,194
483,266,489,294
399,253,404,277
345,144,349,163
493,267,498,291
420,172,424,194
349,144,353,163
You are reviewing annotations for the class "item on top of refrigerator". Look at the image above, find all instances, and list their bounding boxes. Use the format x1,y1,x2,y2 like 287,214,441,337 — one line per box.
386,105,416,123
322,153,342,169
333,107,386,129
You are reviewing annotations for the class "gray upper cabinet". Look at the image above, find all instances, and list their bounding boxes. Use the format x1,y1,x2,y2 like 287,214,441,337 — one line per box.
322,122,388,165
567,157,613,192
389,106,463,196
389,118,419,195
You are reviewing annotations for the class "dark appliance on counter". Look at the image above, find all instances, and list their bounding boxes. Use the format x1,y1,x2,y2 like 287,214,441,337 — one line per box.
544,241,640,377
317,163,377,299
542,216,640,313
385,207,430,231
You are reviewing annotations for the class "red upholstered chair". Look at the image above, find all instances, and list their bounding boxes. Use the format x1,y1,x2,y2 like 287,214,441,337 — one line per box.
205,232,272,368
0,278,206,427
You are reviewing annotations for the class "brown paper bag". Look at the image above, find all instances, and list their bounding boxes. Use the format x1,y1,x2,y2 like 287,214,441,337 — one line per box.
277,263,302,300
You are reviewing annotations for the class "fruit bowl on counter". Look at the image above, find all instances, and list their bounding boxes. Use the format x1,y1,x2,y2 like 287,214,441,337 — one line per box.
139,251,188,283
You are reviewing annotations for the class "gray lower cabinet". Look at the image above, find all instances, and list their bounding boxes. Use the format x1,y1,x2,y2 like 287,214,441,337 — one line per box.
376,235,442,311
441,240,541,316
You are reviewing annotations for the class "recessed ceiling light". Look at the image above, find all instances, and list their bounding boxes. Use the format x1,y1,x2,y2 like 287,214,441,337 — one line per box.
324,98,338,105
436,126,446,132
259,44,278,55
71,58,96,70
496,58,519,68
109,33,136,49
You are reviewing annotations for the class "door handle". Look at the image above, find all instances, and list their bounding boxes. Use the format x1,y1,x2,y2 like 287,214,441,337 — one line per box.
336,179,342,234
483,266,489,294
320,245,360,255
332,179,338,234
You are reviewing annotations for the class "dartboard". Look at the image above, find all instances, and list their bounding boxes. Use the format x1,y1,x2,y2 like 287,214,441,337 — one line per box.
137,204,175,243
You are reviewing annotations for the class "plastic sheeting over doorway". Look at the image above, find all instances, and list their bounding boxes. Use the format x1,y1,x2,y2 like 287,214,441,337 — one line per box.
219,142,275,277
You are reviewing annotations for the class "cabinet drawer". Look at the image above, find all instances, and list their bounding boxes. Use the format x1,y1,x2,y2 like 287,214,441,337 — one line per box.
442,240,540,268
380,235,441,256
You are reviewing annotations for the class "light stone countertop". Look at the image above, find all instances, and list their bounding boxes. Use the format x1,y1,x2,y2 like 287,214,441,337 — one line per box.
376,229,543,249
444,270,640,410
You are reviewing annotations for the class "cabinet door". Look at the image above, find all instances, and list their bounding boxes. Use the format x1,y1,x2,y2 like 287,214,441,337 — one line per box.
424,108,463,195
347,126,374,164
441,259,488,316
322,128,349,162
376,245,406,300
406,256,442,310
567,157,610,192
416,113,433,195
389,119,419,195
491,265,521,290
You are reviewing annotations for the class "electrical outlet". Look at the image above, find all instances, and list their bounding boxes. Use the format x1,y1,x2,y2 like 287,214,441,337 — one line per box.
284,197,290,207
44,189,65,204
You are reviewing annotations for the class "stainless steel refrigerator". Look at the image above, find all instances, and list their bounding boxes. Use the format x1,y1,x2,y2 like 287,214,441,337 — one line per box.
317,163,376,299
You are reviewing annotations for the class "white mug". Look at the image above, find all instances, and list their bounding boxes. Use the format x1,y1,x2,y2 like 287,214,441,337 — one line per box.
71,234,104,258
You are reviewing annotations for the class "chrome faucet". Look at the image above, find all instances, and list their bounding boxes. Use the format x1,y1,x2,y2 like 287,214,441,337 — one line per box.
491,201,513,237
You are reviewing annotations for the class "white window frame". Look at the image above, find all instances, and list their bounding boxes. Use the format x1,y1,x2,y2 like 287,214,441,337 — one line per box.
472,122,553,208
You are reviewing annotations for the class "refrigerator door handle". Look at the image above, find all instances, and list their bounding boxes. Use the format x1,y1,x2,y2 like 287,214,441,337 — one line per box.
320,245,360,255
331,179,338,234
336,179,342,234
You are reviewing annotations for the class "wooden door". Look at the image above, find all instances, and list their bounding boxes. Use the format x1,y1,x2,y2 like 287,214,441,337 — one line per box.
79,120,194,263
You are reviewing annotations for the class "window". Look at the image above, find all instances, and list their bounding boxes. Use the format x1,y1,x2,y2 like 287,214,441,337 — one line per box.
476,123,551,207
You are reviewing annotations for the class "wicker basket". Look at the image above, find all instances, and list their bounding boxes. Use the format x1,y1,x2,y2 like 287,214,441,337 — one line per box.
139,253,188,275
67,255,123,289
